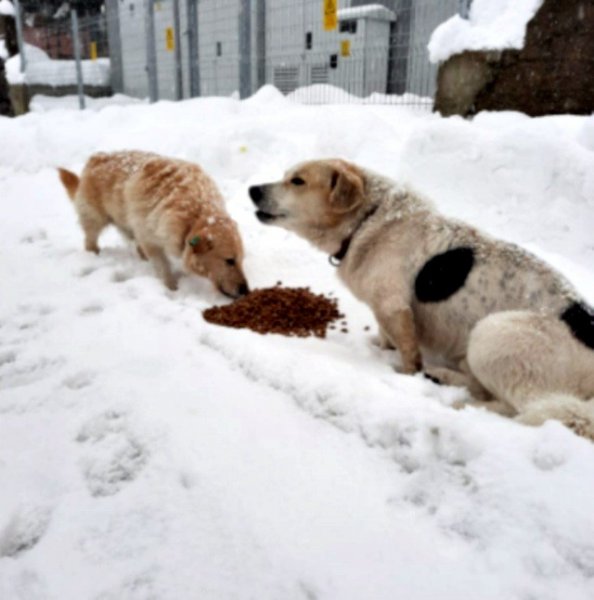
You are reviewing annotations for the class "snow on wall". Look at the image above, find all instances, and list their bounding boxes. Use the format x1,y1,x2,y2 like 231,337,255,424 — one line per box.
5,44,110,87
0,0,15,17
428,0,545,64
337,4,396,22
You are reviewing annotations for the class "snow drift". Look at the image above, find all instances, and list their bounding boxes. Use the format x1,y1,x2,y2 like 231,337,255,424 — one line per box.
0,89,594,599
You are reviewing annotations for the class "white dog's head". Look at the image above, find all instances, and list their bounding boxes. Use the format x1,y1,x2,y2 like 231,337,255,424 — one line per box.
248,159,366,250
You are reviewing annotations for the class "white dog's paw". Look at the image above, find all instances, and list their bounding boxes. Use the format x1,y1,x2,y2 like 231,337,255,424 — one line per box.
516,396,594,442
369,332,395,350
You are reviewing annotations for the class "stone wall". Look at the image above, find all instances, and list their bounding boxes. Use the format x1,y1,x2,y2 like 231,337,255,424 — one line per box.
0,57,13,116
434,0,594,117
0,14,17,116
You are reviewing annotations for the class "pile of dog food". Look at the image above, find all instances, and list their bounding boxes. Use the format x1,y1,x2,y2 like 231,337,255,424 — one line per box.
203,285,343,338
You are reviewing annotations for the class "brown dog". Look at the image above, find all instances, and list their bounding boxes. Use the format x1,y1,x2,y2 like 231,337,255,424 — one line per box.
59,151,249,297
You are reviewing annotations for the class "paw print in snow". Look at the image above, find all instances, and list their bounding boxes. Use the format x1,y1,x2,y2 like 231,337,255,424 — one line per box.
77,411,148,497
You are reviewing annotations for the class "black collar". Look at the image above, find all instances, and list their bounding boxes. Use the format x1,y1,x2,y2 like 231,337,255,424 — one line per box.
329,205,379,267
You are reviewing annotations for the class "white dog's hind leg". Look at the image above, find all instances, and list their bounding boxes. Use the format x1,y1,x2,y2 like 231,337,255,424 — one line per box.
516,395,594,441
467,311,594,440
424,365,492,401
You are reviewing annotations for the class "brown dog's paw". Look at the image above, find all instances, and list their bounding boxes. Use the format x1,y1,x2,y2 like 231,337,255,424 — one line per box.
165,279,178,292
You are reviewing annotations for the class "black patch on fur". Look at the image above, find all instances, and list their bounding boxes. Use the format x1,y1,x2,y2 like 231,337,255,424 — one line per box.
415,247,475,303
560,302,594,350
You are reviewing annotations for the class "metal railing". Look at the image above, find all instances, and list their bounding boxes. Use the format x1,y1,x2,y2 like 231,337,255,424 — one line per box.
11,0,469,109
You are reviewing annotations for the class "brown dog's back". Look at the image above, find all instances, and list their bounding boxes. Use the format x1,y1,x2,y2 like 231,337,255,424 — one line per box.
58,151,248,296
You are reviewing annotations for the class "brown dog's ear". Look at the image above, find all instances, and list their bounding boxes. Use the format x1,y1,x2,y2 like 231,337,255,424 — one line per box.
329,166,364,213
187,234,213,254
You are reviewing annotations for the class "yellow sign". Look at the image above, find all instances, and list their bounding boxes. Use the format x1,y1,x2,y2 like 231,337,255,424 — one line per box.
166,27,175,52
340,39,350,57
89,41,97,61
323,0,338,31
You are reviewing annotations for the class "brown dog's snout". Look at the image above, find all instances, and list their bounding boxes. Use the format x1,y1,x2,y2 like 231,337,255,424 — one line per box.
217,271,250,299
219,281,249,299
249,185,264,205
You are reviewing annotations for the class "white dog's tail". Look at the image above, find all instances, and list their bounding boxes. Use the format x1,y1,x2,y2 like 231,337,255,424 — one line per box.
516,394,594,441
57,168,79,201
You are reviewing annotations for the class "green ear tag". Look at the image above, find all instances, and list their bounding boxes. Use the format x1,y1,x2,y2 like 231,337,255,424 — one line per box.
189,235,201,247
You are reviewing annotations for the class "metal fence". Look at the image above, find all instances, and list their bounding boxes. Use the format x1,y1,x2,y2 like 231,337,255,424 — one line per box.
11,0,471,109
23,13,109,60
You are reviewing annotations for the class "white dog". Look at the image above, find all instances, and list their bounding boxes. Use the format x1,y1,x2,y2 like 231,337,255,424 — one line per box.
249,159,594,439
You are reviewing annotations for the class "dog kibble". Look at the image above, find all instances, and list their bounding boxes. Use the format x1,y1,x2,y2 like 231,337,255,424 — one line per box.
203,287,343,338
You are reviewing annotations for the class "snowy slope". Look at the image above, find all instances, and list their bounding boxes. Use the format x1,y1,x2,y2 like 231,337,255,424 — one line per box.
1,89,594,599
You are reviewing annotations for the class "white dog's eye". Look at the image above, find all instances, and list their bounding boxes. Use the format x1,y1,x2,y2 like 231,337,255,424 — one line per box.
290,177,305,186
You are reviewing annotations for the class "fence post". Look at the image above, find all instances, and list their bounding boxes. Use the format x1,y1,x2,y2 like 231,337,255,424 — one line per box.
144,0,158,103
172,0,183,100
238,0,252,99
255,0,265,90
105,0,124,93
388,0,412,94
458,0,470,18
186,0,200,97
13,0,26,73
71,9,86,110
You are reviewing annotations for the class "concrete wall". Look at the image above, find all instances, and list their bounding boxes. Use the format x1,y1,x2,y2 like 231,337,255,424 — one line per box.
265,0,393,97
111,0,459,102
406,0,459,97
0,14,17,115
198,0,240,97
118,0,149,99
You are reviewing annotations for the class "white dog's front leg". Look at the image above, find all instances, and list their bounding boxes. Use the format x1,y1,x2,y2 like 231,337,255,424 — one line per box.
370,325,396,350
374,302,422,374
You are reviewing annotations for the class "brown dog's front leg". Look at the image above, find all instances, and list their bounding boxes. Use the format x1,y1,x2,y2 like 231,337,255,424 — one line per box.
375,305,422,374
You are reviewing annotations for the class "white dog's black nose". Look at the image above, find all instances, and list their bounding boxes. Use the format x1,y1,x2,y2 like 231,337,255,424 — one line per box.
249,185,263,204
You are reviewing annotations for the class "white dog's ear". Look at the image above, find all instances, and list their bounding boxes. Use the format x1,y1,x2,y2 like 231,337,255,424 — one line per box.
329,166,364,213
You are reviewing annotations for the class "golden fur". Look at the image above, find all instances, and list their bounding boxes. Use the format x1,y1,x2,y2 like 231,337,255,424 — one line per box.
59,151,248,297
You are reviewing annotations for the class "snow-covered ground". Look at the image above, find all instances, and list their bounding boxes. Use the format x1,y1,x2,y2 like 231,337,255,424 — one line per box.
1,87,594,600
29,93,146,113
286,84,432,107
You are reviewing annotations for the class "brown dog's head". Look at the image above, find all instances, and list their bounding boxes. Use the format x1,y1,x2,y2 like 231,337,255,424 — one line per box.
182,216,249,299
248,159,365,250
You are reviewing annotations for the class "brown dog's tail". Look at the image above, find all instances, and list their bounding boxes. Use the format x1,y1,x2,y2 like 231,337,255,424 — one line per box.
58,168,80,201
